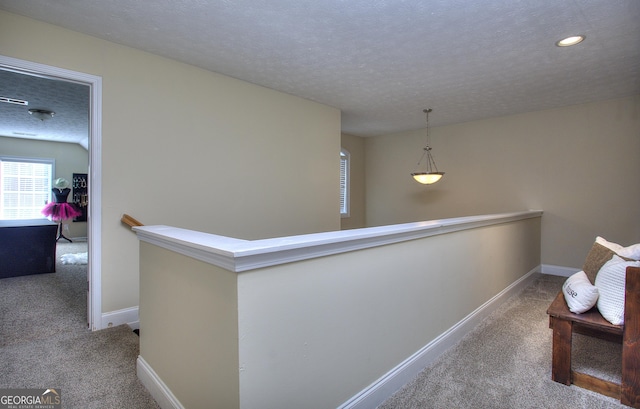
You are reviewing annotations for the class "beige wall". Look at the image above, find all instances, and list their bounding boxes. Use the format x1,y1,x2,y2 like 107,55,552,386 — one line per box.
365,96,640,268
340,133,366,229
139,243,239,409
0,136,89,238
0,11,341,313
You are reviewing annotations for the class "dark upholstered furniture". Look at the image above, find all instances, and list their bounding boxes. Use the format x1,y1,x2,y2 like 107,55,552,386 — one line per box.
0,219,57,279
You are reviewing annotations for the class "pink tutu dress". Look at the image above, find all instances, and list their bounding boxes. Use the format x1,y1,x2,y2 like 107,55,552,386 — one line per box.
41,188,82,221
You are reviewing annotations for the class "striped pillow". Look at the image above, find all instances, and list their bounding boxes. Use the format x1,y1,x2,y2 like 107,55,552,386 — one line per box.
595,255,640,325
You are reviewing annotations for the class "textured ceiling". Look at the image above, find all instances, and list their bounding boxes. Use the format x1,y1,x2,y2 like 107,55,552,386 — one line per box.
0,69,89,146
0,0,638,143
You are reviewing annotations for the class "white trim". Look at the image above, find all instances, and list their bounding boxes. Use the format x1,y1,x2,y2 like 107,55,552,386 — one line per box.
0,55,103,331
88,71,103,331
541,264,579,277
101,306,139,330
340,148,350,218
137,356,186,409
134,210,543,273
337,267,541,409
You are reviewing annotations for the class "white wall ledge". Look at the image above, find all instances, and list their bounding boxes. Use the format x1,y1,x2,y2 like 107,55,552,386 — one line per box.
133,210,543,272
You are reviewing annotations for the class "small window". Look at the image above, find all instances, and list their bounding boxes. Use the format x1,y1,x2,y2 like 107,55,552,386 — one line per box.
340,149,350,217
0,156,54,220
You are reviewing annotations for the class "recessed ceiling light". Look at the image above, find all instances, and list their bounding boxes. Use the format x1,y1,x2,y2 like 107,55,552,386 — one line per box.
556,35,585,47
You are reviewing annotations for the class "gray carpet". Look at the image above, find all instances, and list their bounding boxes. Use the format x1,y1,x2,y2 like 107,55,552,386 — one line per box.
0,241,160,409
377,273,628,409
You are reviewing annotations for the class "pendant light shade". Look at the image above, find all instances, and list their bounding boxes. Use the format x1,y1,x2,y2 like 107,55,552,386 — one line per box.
412,170,444,184
411,108,444,184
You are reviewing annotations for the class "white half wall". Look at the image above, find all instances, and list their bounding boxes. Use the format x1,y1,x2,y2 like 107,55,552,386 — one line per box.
135,211,542,409
236,216,541,408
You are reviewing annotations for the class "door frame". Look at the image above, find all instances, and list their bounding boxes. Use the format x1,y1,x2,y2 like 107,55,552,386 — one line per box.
0,54,103,331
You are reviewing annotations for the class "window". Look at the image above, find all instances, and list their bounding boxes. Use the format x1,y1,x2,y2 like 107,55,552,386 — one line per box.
340,149,350,217
0,156,54,220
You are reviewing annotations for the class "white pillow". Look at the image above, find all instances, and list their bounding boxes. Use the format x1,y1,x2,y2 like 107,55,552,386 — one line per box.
595,255,640,325
596,236,640,260
562,271,599,313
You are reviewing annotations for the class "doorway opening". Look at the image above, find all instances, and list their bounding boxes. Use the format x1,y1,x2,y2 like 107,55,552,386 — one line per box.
0,55,103,330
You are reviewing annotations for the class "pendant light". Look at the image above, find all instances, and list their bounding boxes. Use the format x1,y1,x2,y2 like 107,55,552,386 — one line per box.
411,108,444,184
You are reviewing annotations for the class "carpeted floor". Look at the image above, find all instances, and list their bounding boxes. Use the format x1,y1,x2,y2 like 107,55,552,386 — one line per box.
0,242,87,348
377,273,628,409
0,241,160,409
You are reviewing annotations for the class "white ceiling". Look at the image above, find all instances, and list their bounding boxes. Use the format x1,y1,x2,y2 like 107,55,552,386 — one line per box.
0,0,638,142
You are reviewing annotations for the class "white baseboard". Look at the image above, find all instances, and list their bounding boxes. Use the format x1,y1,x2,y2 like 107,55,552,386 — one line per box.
337,267,541,409
101,306,139,330
540,264,579,277
137,356,185,409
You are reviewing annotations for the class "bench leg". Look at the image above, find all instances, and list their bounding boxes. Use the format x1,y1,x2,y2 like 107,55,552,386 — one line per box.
622,269,640,408
551,317,572,385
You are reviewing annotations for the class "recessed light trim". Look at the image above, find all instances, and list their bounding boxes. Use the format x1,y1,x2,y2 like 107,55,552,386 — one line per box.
556,35,585,47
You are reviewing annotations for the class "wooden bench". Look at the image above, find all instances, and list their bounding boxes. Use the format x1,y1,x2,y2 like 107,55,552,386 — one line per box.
547,266,640,408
